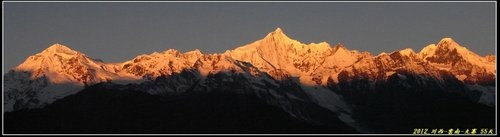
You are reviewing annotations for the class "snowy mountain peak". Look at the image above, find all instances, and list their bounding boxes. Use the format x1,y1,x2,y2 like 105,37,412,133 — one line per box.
433,37,482,58
263,27,294,43
273,27,284,34
41,43,79,55
419,38,482,61
436,37,462,49
224,28,302,61
419,44,437,57
415,38,496,84
5,30,496,114
185,49,203,55
419,38,471,59
15,44,91,72
398,48,416,56
438,37,455,44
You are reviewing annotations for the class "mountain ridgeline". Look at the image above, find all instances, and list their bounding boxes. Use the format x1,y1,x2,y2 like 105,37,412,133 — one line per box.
4,28,496,134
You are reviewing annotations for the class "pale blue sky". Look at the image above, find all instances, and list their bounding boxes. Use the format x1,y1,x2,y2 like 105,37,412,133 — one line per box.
4,2,496,73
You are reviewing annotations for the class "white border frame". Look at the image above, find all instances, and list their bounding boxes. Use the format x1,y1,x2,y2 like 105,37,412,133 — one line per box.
2,1,497,136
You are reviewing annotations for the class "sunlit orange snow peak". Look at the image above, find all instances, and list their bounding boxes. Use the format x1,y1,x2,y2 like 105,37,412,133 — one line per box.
10,29,496,88
5,28,496,113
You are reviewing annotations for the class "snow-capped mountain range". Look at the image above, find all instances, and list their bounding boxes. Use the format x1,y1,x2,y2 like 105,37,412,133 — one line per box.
3,28,496,132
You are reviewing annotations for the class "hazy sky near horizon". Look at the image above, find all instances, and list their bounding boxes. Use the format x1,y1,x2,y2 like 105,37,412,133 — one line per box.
4,2,496,73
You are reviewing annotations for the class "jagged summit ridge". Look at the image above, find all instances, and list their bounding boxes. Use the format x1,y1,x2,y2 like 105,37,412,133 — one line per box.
5,28,496,112
11,30,495,84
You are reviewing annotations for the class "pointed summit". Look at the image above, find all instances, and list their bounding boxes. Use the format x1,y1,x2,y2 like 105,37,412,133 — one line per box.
263,27,293,42
333,43,347,51
185,49,203,55
15,43,95,73
420,38,494,73
419,38,469,59
274,27,284,34
41,43,79,55
434,37,477,57
274,27,284,33
436,37,462,49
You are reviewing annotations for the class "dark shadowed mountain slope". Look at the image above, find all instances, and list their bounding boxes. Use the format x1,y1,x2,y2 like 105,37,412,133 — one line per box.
4,82,357,134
